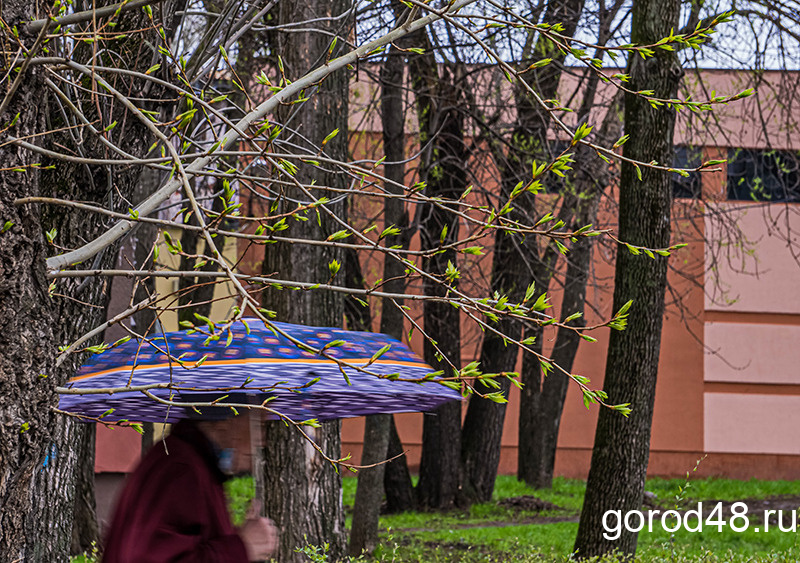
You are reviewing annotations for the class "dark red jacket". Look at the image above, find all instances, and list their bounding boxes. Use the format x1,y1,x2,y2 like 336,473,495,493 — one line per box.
103,421,249,562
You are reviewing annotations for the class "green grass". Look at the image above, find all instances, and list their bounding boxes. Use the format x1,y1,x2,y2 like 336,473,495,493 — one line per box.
73,474,800,562
339,475,800,562
225,473,257,526
644,477,800,505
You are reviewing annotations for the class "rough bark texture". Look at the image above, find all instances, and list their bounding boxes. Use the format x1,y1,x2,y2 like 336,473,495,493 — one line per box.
412,48,468,509
349,42,410,555
259,1,350,560
461,0,585,502
0,1,162,559
573,0,682,557
0,33,60,557
70,423,100,555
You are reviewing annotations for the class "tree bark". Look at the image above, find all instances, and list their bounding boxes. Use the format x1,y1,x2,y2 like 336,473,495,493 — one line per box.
573,0,682,557
383,416,416,513
0,48,62,556
132,166,161,455
461,0,585,502
70,424,100,555
521,89,624,489
378,0,418,515
411,52,468,509
348,414,390,556
177,191,226,324
343,236,384,557
0,0,163,558
259,1,350,560
349,41,411,555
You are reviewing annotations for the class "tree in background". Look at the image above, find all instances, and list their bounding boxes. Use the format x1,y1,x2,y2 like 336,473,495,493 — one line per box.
460,0,587,501
0,0,750,558
573,0,683,557
348,28,411,553
255,1,353,559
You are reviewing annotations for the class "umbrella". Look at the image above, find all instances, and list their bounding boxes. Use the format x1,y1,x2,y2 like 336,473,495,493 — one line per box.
59,318,461,423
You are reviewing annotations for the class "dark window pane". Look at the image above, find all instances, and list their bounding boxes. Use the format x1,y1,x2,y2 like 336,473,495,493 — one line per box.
727,148,800,203
672,145,702,199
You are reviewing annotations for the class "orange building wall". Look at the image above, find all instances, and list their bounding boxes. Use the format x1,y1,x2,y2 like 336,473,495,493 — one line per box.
338,141,800,481
94,70,800,482
340,196,710,479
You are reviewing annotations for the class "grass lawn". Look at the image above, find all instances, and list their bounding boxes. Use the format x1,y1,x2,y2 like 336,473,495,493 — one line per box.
334,474,800,562
76,474,800,561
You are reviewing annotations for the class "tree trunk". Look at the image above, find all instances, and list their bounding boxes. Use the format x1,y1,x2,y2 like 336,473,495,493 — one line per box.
343,240,384,557
71,424,100,555
462,0,585,503
349,41,411,555
379,0,418,515
348,414,390,556
259,1,350,559
573,0,682,557
412,56,468,509
383,417,416,513
520,236,591,489
0,65,63,559
261,213,347,561
0,0,162,558
131,165,162,456
522,89,624,490
177,190,226,324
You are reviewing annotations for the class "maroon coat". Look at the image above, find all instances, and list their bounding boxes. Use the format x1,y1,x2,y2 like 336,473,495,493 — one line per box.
103,421,249,562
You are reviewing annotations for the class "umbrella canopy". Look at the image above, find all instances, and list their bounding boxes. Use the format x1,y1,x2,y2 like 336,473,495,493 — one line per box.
59,319,461,423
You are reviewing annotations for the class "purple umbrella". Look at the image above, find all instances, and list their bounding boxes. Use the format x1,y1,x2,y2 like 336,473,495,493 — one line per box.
59,318,461,423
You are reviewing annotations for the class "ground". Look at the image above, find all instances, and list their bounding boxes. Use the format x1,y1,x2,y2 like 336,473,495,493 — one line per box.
75,474,800,562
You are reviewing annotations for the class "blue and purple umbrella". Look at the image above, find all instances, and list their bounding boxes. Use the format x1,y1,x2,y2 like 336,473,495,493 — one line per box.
59,319,461,423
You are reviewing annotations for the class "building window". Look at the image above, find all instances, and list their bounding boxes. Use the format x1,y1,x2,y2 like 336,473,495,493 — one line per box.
672,145,702,199
727,148,800,203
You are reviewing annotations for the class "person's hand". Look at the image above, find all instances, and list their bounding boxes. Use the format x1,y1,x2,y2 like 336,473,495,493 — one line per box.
238,501,278,562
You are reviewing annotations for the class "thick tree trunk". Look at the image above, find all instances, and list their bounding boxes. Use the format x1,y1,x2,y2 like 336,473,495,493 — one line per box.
0,75,62,561
350,42,410,555
262,421,344,561
0,4,70,559
71,424,100,555
573,0,682,557
0,1,161,558
261,206,347,561
259,1,350,560
462,0,585,502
